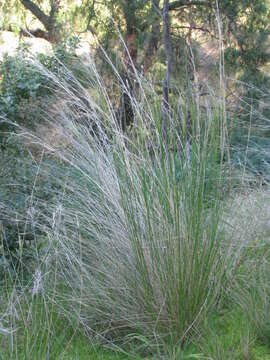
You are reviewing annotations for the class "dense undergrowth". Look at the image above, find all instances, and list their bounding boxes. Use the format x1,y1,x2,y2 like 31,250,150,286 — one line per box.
0,44,270,359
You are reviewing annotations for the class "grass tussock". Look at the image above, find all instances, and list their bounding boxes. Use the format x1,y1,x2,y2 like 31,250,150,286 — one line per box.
0,55,270,358
20,60,227,345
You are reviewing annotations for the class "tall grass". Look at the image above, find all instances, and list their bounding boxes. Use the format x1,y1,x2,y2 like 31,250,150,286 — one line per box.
0,52,260,356
16,58,233,348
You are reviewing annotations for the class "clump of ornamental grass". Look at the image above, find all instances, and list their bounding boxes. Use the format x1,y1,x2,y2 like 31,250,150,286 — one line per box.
15,56,236,352
1,52,247,356
1,50,270,357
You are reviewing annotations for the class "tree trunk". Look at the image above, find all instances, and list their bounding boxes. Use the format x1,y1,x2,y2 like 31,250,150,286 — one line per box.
123,2,138,70
117,1,139,131
20,0,50,28
20,0,61,42
161,0,173,141
144,0,161,74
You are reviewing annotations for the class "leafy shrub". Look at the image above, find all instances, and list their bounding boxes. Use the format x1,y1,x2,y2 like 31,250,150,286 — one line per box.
0,36,82,146
0,137,65,276
0,44,48,119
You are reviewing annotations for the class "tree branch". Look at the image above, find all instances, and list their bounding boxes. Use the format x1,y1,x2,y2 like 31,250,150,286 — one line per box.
48,0,61,30
20,0,50,29
168,0,209,11
172,24,217,38
20,0,61,42
19,28,50,41
86,0,96,31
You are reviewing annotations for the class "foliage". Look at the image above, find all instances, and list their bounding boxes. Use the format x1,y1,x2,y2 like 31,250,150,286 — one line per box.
0,36,81,148
229,83,270,180
0,44,47,120
222,0,270,70
0,138,65,276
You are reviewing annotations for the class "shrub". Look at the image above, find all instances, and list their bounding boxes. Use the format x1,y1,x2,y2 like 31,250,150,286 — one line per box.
0,137,65,276
0,37,82,147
